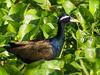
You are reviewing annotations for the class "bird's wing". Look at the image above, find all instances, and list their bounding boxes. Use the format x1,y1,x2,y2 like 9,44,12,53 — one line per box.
8,40,54,62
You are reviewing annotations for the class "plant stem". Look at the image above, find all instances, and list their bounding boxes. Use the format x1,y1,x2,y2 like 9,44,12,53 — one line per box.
59,42,65,58
80,59,89,75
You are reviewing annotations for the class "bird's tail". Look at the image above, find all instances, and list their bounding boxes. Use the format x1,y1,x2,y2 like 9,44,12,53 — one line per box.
4,41,28,50
3,45,10,51
3,42,16,50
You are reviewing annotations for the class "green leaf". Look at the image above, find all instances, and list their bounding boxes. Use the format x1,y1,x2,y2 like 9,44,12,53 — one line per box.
96,69,100,75
0,47,6,53
71,61,82,71
40,23,50,39
84,48,96,62
94,8,100,21
9,3,26,16
62,0,76,14
29,25,40,40
45,60,64,70
96,48,100,58
17,9,39,41
3,15,13,21
7,21,20,33
76,29,86,47
24,9,39,24
0,19,4,26
0,0,6,3
7,24,16,33
24,60,64,75
74,9,86,31
95,36,100,47
9,3,26,22
33,0,51,10
0,66,9,75
83,36,96,48
33,0,48,3
47,23,55,29
89,0,100,16
0,9,5,18
40,23,55,39
40,14,57,38
0,8,8,26
70,72,82,75
4,64,22,75
0,35,10,47
6,0,12,8
41,27,49,38
17,24,36,41
79,6,94,24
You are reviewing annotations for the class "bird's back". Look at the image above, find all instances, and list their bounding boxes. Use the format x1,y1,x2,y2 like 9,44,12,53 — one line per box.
7,40,54,63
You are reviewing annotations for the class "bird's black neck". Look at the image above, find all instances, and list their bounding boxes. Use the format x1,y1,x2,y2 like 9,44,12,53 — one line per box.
55,21,65,47
57,22,65,38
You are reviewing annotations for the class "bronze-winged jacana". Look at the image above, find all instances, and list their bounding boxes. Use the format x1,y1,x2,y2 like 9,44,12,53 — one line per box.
4,14,79,63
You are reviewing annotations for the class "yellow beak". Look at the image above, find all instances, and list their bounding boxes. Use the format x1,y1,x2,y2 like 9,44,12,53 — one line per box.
70,17,79,23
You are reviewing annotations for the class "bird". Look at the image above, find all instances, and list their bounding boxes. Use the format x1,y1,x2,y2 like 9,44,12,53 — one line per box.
4,14,79,63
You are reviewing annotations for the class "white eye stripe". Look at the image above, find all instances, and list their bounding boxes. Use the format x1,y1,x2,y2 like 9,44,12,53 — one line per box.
60,16,70,21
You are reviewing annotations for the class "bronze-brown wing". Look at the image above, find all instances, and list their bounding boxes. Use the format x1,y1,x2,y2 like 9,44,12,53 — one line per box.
8,40,54,62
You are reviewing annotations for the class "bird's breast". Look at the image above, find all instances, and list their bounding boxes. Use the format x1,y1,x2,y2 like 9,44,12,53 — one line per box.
49,38,61,57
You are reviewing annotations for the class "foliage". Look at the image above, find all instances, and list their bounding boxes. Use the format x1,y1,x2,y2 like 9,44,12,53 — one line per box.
0,0,100,75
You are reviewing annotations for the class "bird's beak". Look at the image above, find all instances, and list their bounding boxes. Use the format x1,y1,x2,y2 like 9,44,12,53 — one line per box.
70,17,79,23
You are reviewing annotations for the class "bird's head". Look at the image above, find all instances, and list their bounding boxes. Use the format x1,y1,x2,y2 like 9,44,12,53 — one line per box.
59,14,79,24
